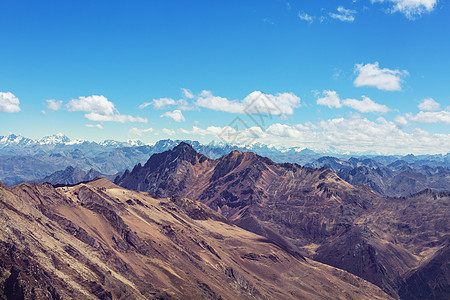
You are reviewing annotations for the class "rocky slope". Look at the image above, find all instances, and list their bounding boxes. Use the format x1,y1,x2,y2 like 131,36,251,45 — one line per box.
115,143,450,299
0,179,391,299
398,239,450,299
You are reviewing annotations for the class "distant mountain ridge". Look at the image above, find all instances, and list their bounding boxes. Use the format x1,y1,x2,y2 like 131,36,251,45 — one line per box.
31,166,119,185
1,133,449,196
2,133,449,160
306,156,450,196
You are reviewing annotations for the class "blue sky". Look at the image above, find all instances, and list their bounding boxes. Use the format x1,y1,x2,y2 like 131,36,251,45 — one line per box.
0,0,449,154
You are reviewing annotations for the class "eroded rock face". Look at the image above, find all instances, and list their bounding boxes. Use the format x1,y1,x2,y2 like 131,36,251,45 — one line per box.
0,179,392,299
115,143,450,299
314,226,418,297
398,240,450,300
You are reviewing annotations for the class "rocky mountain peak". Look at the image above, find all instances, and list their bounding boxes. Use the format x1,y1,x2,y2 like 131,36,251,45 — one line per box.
143,142,209,169
173,141,196,154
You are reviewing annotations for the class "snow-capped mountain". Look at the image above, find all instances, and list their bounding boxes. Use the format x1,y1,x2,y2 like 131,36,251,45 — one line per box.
0,134,35,148
99,139,127,147
99,139,146,148
0,133,148,150
37,133,71,145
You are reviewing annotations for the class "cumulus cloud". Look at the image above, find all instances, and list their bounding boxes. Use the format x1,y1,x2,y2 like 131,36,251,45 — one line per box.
342,96,390,113
371,0,437,19
196,91,242,113
329,6,356,22
298,11,314,23
180,117,450,154
86,124,103,129
316,90,343,108
354,62,408,91
316,90,389,113
152,98,177,109
162,128,176,136
0,92,21,113
196,90,301,116
406,110,450,124
46,99,63,111
160,109,185,122
129,127,153,136
67,95,147,123
67,95,115,115
394,115,409,127
418,97,440,111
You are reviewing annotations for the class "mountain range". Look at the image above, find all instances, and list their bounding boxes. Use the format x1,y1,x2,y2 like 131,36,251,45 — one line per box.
115,143,450,299
1,134,449,197
32,166,119,186
0,139,448,299
306,156,450,197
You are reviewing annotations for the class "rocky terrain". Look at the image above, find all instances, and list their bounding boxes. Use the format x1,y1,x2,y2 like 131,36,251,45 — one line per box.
116,143,450,299
0,179,391,299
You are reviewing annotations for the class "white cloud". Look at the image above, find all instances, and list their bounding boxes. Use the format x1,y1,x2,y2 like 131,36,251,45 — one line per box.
67,95,147,123
162,128,176,136
180,116,450,154
371,0,437,19
67,95,115,115
86,124,103,129
0,92,21,113
316,90,343,108
160,109,185,122
418,97,440,111
85,113,147,123
138,102,152,109
196,91,242,113
196,90,301,116
182,88,195,99
298,11,314,23
244,91,301,115
317,91,390,113
46,99,63,111
342,96,390,113
141,97,193,111
394,115,409,127
329,6,357,22
354,62,408,91
129,127,153,136
152,98,177,109
406,110,450,124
